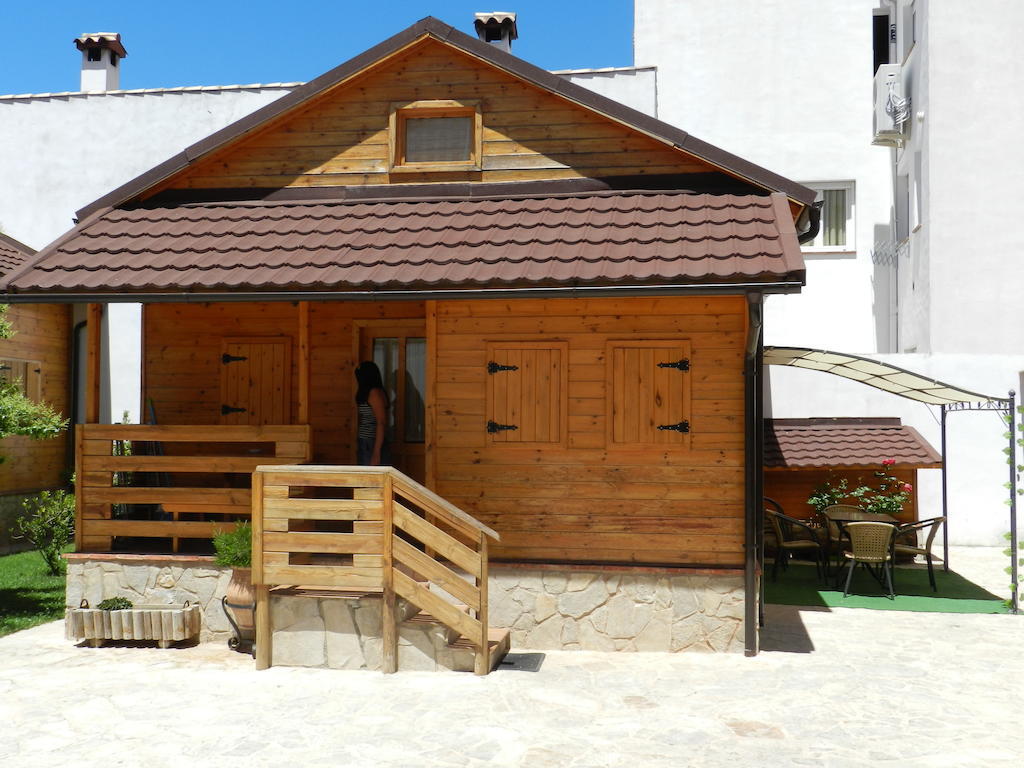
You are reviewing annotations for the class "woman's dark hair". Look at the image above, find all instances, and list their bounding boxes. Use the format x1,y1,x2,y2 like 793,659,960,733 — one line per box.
354,360,389,405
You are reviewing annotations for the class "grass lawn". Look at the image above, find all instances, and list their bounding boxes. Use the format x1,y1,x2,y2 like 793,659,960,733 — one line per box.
0,549,67,637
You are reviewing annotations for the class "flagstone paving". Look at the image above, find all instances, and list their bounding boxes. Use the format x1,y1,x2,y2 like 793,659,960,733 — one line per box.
0,547,1020,767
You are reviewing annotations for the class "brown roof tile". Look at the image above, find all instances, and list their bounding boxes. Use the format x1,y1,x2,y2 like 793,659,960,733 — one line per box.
764,418,942,470
0,232,34,277
4,190,805,296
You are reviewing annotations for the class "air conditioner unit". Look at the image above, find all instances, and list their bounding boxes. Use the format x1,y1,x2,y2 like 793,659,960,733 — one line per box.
873,63,908,146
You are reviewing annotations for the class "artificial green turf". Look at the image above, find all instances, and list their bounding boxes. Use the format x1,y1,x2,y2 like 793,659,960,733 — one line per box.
0,549,67,637
765,562,1010,614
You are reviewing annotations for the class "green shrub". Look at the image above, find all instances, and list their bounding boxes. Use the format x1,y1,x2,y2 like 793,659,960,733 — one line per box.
212,522,252,568
97,597,133,610
14,490,75,575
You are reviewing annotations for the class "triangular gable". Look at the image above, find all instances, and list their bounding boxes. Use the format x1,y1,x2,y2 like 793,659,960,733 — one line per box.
76,17,815,220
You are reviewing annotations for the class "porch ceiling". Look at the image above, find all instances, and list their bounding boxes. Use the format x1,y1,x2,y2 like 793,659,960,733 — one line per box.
2,190,805,297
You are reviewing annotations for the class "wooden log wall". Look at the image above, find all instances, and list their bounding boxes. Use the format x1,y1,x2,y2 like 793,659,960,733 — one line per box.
144,300,424,464
430,296,749,567
764,467,920,526
0,303,71,493
156,37,715,193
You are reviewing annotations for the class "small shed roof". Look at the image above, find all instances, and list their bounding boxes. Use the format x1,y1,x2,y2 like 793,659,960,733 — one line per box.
764,418,943,470
2,190,804,298
0,232,34,277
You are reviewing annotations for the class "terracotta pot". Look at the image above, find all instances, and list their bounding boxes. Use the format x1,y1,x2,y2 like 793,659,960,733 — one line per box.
224,567,255,632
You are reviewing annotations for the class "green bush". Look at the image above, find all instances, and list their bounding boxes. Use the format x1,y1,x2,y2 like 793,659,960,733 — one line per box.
14,490,75,575
212,522,252,568
97,597,133,610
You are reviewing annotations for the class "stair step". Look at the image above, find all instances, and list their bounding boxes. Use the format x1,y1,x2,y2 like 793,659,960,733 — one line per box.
449,627,511,673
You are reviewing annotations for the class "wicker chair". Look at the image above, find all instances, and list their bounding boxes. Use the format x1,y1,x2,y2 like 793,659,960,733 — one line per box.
819,504,863,571
841,521,897,599
894,516,946,591
763,497,783,555
767,508,826,582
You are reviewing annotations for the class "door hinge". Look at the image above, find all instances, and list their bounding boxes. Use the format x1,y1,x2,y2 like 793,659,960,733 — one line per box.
657,359,690,371
486,420,518,434
222,353,248,364
487,361,519,374
221,404,247,415
657,420,690,433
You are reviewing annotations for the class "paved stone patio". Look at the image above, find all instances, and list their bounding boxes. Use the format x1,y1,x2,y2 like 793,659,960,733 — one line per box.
0,547,1020,767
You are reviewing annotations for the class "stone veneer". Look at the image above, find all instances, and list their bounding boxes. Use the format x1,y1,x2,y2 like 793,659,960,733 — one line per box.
488,565,745,653
64,554,233,643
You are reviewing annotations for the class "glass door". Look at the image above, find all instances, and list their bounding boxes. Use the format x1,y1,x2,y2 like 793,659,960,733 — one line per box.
358,321,427,482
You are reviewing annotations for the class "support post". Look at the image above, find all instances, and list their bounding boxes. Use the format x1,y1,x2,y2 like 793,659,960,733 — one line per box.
254,585,271,670
1009,391,1019,614
474,534,489,675
940,404,950,572
742,294,763,657
297,301,310,425
251,468,272,669
86,303,102,424
381,472,397,673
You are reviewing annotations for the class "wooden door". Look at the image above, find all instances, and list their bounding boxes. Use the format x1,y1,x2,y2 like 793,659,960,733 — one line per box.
219,337,292,425
357,322,427,481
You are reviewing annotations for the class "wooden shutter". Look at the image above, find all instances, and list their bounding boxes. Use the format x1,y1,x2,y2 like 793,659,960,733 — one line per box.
607,340,691,446
220,337,292,425
485,342,567,445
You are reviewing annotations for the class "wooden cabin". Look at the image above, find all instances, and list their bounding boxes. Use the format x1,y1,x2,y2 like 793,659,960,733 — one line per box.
2,18,815,660
0,233,70,553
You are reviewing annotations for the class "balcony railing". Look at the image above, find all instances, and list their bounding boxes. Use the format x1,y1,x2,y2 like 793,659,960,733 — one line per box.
76,424,312,552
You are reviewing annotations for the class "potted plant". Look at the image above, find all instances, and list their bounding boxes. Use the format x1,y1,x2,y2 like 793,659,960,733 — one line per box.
213,522,255,647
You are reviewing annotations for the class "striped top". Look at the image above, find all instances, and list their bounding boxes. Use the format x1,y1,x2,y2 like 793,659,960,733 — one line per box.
357,401,377,440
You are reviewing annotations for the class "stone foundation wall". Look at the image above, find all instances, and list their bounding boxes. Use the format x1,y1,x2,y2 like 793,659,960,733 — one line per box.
488,566,745,653
64,554,233,643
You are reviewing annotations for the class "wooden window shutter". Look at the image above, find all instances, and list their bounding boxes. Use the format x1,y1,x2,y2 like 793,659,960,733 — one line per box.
485,341,567,445
607,340,691,446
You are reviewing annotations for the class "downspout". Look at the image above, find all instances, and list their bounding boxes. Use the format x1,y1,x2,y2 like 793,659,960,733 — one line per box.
796,200,823,245
66,320,87,484
743,293,764,657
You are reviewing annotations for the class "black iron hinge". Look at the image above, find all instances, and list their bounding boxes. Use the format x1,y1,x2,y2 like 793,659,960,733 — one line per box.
486,420,518,434
657,359,690,371
222,353,248,364
657,420,690,433
221,404,247,415
487,361,519,374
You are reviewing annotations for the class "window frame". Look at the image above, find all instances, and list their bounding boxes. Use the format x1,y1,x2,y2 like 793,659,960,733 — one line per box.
388,99,482,173
801,181,856,254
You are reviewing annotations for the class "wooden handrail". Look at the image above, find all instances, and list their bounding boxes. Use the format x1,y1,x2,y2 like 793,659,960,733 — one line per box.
252,465,498,674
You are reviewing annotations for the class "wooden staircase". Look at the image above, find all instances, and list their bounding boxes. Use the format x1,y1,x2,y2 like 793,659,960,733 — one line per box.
251,465,506,674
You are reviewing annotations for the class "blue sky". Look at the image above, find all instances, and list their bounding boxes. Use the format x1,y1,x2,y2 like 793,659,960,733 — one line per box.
2,1,634,95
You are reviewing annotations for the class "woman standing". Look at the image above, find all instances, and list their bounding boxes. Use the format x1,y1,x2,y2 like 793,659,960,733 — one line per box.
354,361,390,466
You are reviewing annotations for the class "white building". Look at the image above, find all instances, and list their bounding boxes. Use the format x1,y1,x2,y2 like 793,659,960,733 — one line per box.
635,0,1024,546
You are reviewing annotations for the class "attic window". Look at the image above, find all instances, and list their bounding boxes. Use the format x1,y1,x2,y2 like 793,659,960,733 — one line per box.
389,100,482,173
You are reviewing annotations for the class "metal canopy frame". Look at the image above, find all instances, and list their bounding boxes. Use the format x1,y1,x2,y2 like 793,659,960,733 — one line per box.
764,346,1018,613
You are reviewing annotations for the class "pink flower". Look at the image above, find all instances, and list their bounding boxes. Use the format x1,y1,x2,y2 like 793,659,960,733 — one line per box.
902,483,913,492
881,459,896,467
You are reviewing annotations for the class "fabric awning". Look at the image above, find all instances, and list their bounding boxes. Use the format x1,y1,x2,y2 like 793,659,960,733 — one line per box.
762,346,1004,406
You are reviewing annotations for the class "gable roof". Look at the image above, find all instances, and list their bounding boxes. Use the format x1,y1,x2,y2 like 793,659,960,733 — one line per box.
764,418,942,470
4,190,804,299
0,232,34,277
73,16,815,222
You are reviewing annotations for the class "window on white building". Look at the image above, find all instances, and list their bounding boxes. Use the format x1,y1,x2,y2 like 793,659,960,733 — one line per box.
802,182,855,252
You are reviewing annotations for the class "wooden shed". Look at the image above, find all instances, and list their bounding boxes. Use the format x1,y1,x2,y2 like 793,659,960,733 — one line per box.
2,18,816,657
0,232,70,553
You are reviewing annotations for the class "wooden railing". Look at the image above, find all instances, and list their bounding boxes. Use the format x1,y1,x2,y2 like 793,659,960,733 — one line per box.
251,465,500,675
76,424,312,552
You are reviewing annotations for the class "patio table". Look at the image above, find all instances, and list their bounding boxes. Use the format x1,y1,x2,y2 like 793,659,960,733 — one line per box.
822,508,900,585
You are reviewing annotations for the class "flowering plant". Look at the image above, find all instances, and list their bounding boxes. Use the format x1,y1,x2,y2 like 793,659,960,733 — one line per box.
807,460,913,517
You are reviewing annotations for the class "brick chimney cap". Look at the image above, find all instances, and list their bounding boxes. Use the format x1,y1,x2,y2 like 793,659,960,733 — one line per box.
74,33,128,58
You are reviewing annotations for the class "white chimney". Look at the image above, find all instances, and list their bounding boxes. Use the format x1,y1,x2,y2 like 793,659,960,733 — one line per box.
74,33,127,92
474,12,518,53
